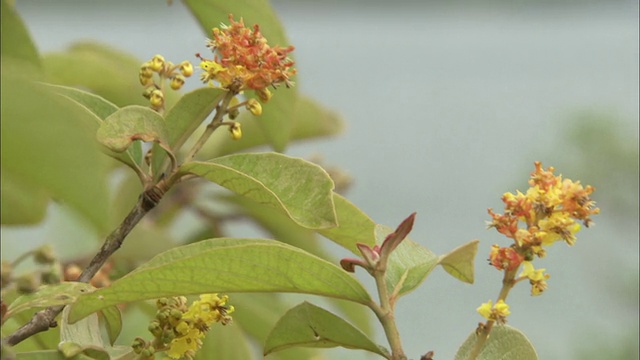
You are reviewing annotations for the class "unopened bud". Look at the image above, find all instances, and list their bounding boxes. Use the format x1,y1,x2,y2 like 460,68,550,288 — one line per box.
170,74,186,90
229,122,242,140
256,88,272,103
180,61,193,77
150,54,165,72
246,98,262,116
149,89,164,108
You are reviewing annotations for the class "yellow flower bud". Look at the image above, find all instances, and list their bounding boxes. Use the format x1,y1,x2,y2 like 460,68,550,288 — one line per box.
150,54,165,72
150,89,164,108
170,74,186,90
180,61,194,77
140,62,154,77
229,122,242,140
256,88,272,103
139,74,154,86
246,98,262,116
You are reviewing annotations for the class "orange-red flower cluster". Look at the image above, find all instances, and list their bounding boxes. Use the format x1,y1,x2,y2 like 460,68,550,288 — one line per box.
199,15,296,94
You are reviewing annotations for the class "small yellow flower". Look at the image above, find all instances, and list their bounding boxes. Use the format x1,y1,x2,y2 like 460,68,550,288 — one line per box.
519,261,550,296
246,98,262,116
150,89,164,108
477,299,510,323
150,54,165,72
256,88,272,103
180,61,194,77
170,74,186,90
229,122,242,140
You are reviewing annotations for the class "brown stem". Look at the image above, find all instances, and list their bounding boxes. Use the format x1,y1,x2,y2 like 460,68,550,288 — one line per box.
467,267,518,360
2,186,164,347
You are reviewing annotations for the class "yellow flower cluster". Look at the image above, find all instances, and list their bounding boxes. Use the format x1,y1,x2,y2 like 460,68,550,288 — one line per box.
486,162,599,296
132,294,233,360
477,300,510,324
139,54,193,111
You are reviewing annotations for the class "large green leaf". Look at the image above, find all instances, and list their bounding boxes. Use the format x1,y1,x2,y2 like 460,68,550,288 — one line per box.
0,170,48,225
438,239,479,284
44,83,143,169
318,194,376,255
195,320,253,360
178,153,337,229
43,84,119,121
182,0,299,151
68,238,371,322
1,0,40,68
264,302,386,357
221,195,374,335
1,70,111,231
5,283,95,321
97,105,169,153
454,325,538,360
375,225,439,298
200,95,344,158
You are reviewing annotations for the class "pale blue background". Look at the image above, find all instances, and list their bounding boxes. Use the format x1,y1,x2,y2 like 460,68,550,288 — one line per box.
4,1,639,359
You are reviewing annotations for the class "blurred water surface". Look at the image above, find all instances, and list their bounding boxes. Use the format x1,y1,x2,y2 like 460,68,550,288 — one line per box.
8,1,640,359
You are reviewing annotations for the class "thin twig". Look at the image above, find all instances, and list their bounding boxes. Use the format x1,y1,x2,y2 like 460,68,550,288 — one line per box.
2,187,163,347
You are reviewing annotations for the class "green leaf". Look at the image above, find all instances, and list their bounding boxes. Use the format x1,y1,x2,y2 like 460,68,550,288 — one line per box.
1,0,41,68
152,87,227,176
15,351,95,360
195,319,253,360
43,83,143,169
454,324,538,360
59,307,104,353
182,0,299,151
438,239,479,284
5,283,95,320
68,238,371,322
318,194,376,255
1,71,111,231
179,153,337,229
43,83,119,121
376,225,439,298
97,105,169,153
43,42,179,109
100,306,122,346
222,195,374,335
202,96,344,158
0,171,48,225
165,87,227,150
264,302,386,357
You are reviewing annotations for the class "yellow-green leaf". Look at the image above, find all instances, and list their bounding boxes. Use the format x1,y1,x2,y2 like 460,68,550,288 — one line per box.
438,239,479,284
454,324,538,360
264,302,386,357
68,239,371,323
179,153,337,229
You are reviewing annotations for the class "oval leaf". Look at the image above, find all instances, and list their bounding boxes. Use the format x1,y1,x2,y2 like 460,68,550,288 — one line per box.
454,324,538,360
43,83,143,168
179,153,337,229
438,239,479,284
1,0,41,67
100,305,122,346
97,105,169,153
318,194,376,255
376,225,439,298
264,302,386,357
68,238,371,323
6,283,95,320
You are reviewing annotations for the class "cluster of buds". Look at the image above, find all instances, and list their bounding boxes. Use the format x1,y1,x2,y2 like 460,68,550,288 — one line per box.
478,162,599,321
197,14,296,98
1,245,63,295
133,294,233,359
139,54,193,111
